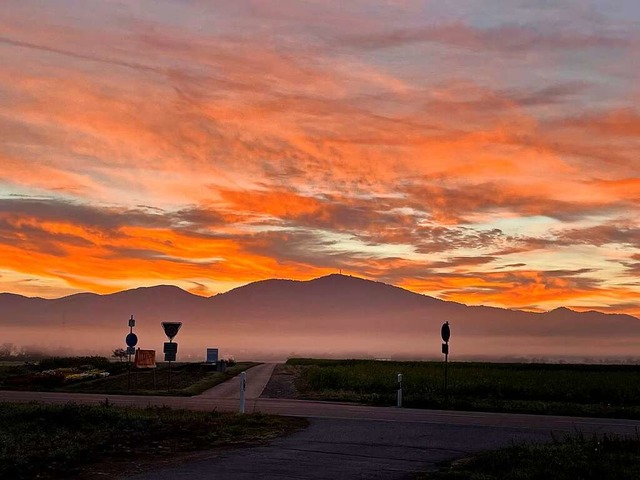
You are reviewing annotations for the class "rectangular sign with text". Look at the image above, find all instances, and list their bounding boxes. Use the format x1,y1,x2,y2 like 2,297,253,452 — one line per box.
163,342,178,354
134,349,156,369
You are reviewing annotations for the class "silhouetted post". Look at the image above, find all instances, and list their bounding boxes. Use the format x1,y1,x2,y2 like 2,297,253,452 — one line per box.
161,322,182,393
239,371,247,413
397,373,403,408
125,315,137,392
441,321,451,398
135,349,139,389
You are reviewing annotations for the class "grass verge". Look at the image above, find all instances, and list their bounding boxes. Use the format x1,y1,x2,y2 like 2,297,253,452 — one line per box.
0,402,307,480
418,434,640,480
0,359,258,396
287,358,640,419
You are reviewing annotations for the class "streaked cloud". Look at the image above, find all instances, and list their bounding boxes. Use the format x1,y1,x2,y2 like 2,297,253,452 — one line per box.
0,0,639,316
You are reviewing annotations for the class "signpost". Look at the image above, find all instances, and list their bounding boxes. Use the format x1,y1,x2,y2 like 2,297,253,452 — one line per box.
397,373,403,408
161,322,182,392
441,321,451,397
134,349,157,389
125,315,137,391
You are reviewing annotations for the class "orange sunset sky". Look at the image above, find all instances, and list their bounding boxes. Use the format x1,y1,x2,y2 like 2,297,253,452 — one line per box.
0,1,639,317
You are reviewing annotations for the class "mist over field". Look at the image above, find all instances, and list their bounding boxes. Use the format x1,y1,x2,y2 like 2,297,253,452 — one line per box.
2,275,639,363
6,330,640,364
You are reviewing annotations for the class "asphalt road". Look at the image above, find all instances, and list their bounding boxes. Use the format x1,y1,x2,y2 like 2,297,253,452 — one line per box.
126,416,561,480
3,364,640,479
197,362,276,399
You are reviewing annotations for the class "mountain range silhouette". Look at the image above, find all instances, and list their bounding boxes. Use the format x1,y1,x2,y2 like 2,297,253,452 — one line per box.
1,274,638,359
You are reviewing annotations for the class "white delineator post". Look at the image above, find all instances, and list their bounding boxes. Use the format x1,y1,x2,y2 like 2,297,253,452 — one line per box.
239,371,247,413
397,373,403,408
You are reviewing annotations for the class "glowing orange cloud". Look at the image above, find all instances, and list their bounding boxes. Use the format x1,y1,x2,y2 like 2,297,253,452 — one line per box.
0,1,638,319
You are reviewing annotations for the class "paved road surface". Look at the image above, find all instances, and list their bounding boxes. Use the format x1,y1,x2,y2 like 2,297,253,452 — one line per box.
3,364,640,479
3,388,638,436
197,363,276,399
125,416,560,480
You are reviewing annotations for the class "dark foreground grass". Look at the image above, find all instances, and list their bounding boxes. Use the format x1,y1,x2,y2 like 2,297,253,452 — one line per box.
419,434,640,480
0,402,307,480
288,358,640,418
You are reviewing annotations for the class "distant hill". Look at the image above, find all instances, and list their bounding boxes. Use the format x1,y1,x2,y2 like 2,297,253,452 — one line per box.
1,274,639,359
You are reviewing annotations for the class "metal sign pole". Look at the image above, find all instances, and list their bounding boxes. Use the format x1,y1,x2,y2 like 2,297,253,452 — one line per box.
125,315,137,392
161,322,182,393
441,321,451,399
397,373,403,408
444,350,448,396
239,371,246,413
167,339,173,393
128,322,132,391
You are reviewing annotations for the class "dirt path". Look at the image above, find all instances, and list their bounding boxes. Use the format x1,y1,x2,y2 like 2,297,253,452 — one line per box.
260,363,301,399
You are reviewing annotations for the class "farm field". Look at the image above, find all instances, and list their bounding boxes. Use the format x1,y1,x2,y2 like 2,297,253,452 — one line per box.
0,356,257,396
62,361,258,396
286,358,640,419
419,433,640,480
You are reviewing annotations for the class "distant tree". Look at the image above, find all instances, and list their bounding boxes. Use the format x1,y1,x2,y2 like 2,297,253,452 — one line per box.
112,348,128,363
0,343,14,359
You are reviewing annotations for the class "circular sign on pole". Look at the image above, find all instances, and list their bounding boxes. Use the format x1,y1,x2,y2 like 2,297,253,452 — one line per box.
125,332,138,348
441,321,450,343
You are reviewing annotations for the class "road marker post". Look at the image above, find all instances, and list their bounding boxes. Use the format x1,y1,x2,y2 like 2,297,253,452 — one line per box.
239,371,247,413
397,373,403,408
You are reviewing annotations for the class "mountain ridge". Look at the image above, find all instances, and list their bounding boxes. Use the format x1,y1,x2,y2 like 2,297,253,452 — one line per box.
1,274,638,359
1,274,637,320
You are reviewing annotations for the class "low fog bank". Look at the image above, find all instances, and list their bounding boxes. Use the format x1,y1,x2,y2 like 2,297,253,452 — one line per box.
3,326,640,364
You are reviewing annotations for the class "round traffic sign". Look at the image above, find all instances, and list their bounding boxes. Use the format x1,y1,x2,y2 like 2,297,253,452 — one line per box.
441,321,450,343
125,333,138,347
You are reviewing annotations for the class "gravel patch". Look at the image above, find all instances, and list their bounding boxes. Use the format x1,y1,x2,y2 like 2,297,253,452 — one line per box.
260,364,301,399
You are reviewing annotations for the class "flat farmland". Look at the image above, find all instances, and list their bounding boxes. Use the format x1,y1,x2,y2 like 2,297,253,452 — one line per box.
286,358,640,418
0,357,257,396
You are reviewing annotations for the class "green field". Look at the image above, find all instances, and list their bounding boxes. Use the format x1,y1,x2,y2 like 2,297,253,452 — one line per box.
62,362,257,396
0,402,307,480
288,358,640,418
0,356,257,396
419,434,640,480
